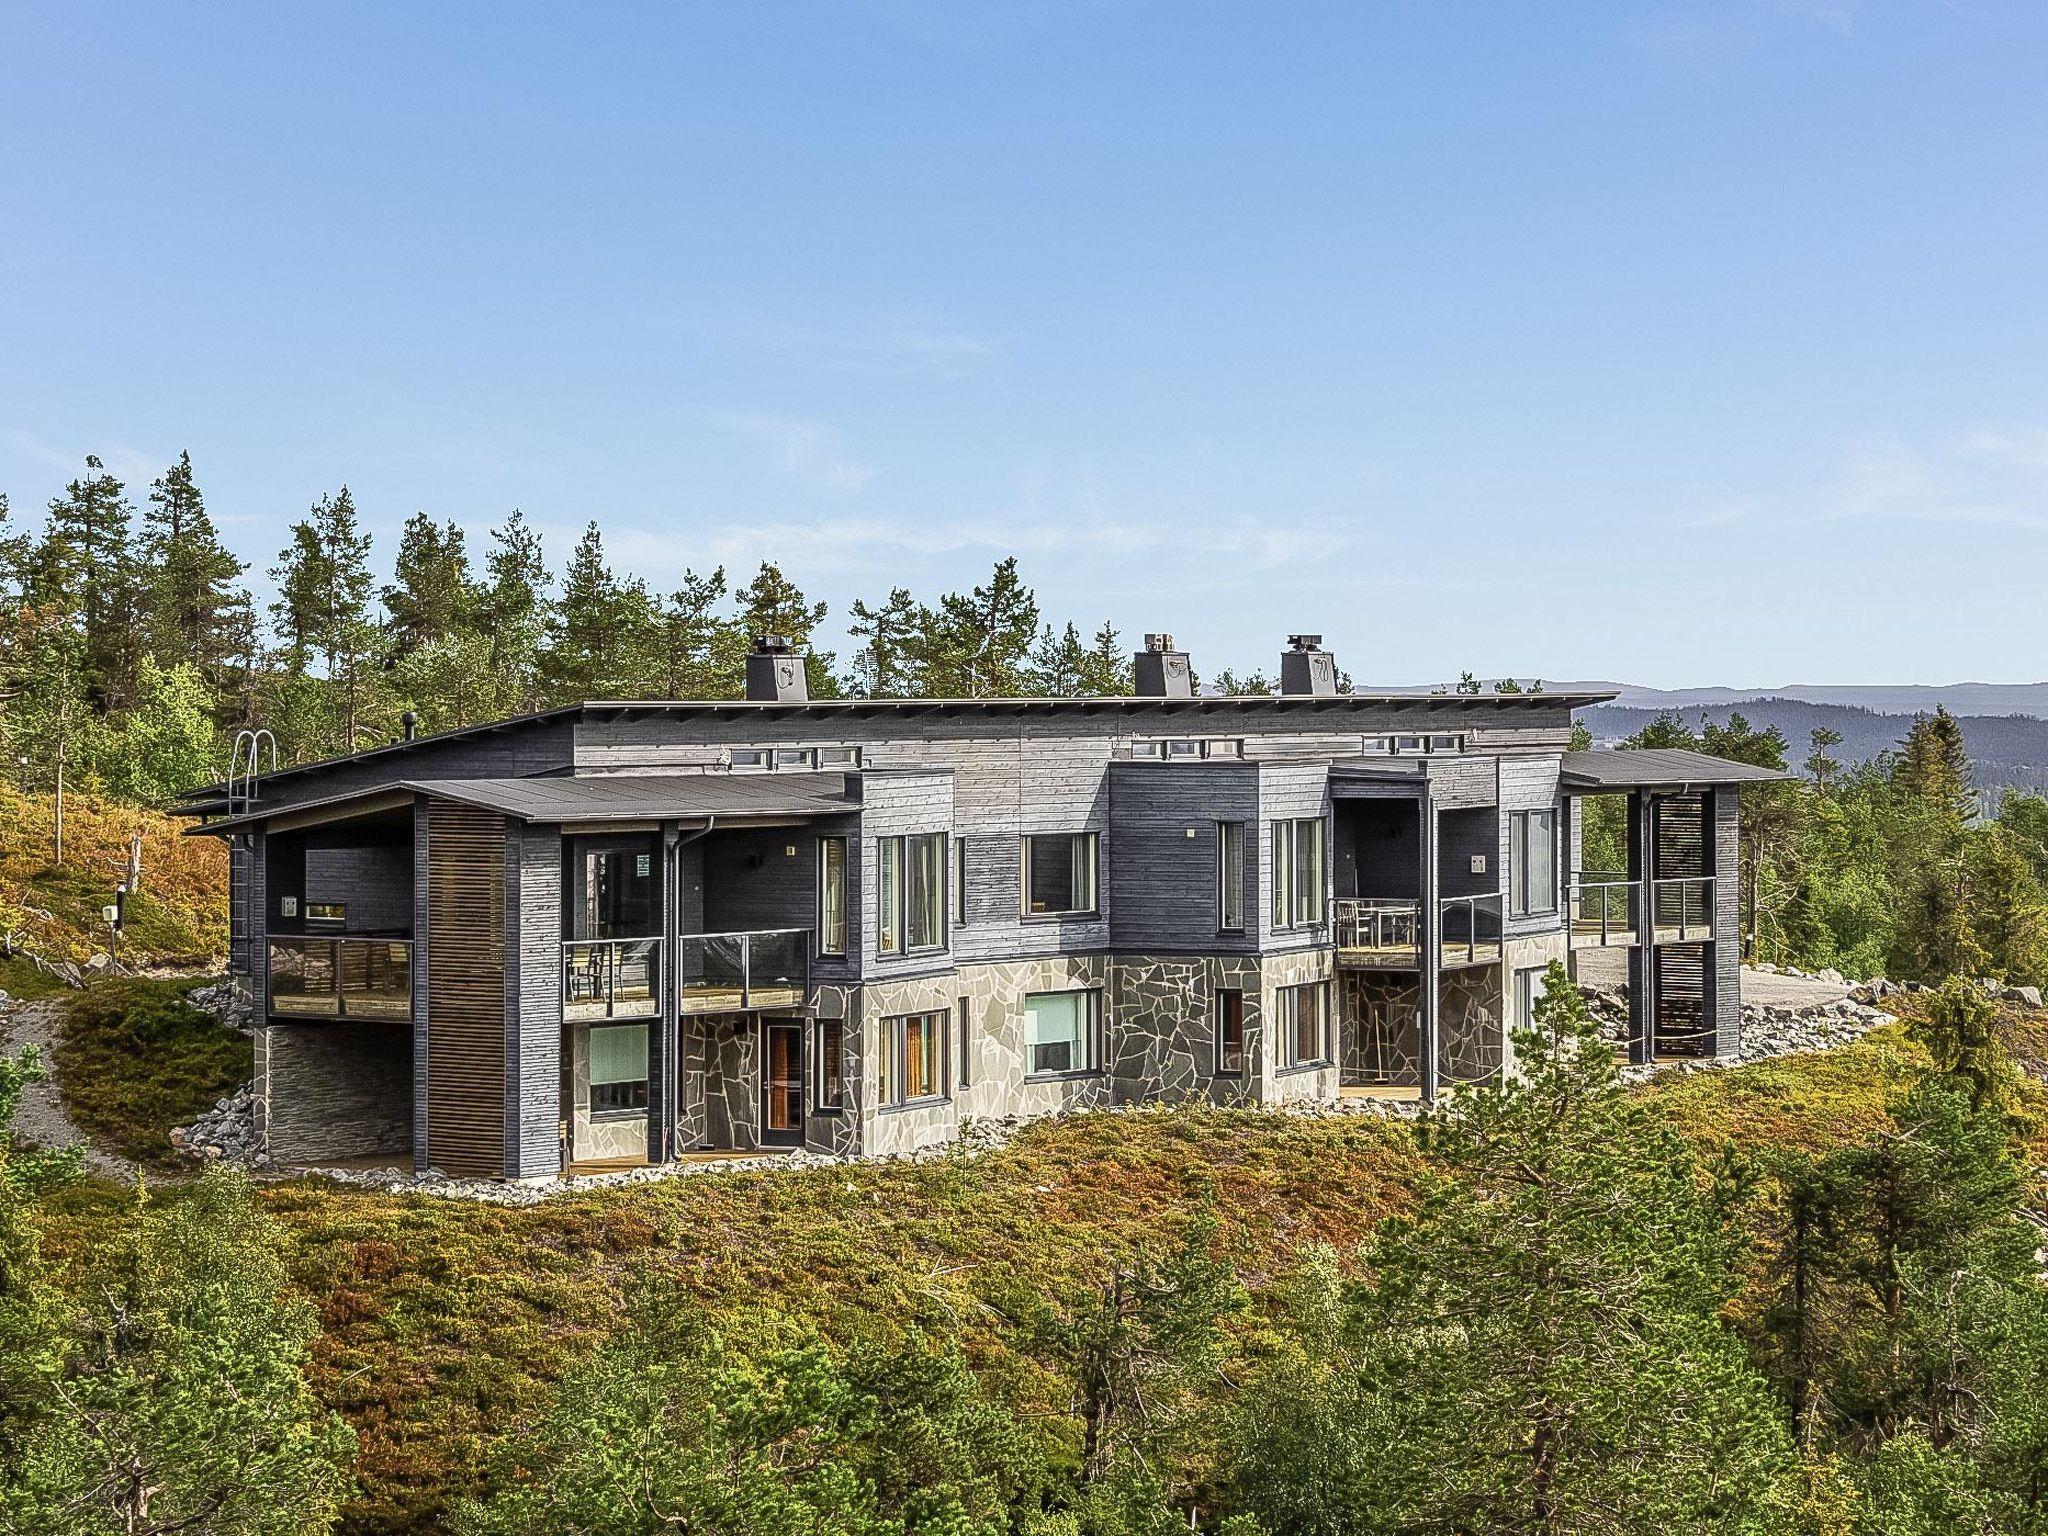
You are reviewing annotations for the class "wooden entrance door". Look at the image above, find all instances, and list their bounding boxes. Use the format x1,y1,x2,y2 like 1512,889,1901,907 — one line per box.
762,1020,804,1147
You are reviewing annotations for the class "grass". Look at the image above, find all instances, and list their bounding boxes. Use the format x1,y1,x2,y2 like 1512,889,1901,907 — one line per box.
49,977,253,1168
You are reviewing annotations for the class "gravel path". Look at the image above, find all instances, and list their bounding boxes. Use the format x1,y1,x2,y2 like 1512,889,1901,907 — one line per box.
0,997,137,1179
1739,969,1857,1009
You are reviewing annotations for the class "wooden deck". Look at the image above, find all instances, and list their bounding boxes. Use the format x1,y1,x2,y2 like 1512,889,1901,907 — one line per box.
679,984,805,1014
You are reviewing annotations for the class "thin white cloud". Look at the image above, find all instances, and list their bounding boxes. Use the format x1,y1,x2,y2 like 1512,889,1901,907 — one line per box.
1674,423,2048,534
701,310,1007,378
714,412,877,491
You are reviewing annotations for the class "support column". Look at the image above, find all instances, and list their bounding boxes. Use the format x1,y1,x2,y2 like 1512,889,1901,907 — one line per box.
649,820,681,1164
1627,791,1656,1066
1419,787,1440,1103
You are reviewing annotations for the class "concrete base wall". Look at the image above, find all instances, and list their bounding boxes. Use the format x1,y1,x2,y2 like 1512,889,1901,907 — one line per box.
259,1022,413,1165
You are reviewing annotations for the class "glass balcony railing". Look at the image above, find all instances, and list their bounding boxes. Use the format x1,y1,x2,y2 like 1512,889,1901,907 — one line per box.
1568,873,1641,948
562,938,663,1022
268,937,413,1020
676,928,810,1014
1438,893,1504,968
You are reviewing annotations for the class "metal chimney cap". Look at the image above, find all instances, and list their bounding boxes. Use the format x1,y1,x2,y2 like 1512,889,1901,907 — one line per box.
1286,634,1324,652
1143,633,1178,653
750,634,797,654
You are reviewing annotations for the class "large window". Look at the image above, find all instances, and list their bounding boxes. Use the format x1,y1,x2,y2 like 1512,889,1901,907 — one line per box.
1510,809,1558,917
588,1022,649,1114
877,833,947,955
1217,821,1246,932
1270,818,1327,929
878,1009,947,1107
1022,833,1099,917
1277,983,1328,1069
818,837,848,954
814,1018,844,1112
1024,989,1101,1077
569,840,657,940
1214,988,1246,1076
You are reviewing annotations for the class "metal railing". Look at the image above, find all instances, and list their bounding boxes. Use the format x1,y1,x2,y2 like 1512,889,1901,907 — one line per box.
1650,876,1715,942
1334,898,1422,957
268,937,413,1020
562,937,663,1022
1438,892,1504,967
1568,873,1641,948
677,928,810,1014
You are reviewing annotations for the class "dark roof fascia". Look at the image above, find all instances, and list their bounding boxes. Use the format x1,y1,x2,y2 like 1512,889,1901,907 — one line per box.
1560,748,1791,793
174,690,1616,811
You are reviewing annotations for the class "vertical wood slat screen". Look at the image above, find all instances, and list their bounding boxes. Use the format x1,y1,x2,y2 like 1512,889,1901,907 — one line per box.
425,802,507,1176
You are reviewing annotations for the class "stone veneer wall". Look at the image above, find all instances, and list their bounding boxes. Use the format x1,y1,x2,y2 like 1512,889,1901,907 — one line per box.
568,1021,649,1163
1438,968,1505,1086
1108,954,1264,1108
259,1022,412,1164
1338,970,1422,1087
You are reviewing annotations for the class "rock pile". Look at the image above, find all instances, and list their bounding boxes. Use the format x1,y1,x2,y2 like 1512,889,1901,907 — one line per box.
185,977,255,1034
169,1082,261,1164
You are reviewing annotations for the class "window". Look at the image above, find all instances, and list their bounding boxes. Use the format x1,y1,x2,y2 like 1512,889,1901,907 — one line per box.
1510,809,1558,917
1364,732,1465,756
773,747,813,769
878,1009,947,1107
1277,983,1328,1069
1515,966,1549,1032
877,833,947,954
729,748,769,770
1133,737,1244,760
304,901,346,925
589,1023,650,1114
1216,821,1246,931
569,841,658,941
817,838,847,954
1022,832,1099,917
1214,989,1245,1076
1270,818,1327,928
814,1018,845,1111
957,996,973,1089
818,745,861,768
1025,989,1101,1077
954,836,971,927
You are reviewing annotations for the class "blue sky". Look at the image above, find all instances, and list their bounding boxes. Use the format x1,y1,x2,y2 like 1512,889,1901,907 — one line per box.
2,1,2045,689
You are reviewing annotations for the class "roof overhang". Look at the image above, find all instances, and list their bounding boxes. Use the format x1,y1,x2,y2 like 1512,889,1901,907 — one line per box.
1560,748,1790,794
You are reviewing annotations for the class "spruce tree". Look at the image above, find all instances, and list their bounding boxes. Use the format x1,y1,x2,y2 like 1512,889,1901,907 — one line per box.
140,452,247,685
267,487,381,755
382,512,478,657
476,510,551,715
34,457,140,713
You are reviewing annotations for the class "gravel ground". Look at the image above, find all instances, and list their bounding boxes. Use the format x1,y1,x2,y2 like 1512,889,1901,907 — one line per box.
1739,968,1857,1010
0,996,136,1179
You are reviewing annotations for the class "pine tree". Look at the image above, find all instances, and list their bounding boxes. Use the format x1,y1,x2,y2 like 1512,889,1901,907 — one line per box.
910,558,1039,698
1028,621,1093,696
845,586,921,698
540,523,656,702
735,562,837,697
34,458,140,713
652,568,742,699
382,512,478,657
1080,621,1132,696
475,510,552,715
140,452,247,686
267,487,381,756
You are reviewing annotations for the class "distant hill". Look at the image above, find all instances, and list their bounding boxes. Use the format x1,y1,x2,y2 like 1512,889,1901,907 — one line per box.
1579,698,2048,797
1560,681,2048,718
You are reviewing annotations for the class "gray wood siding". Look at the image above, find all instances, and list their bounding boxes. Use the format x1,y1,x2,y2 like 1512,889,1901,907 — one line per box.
860,770,959,981
1256,762,1332,956
1497,753,1566,940
303,844,413,934
1107,764,1260,954
1712,787,1742,1055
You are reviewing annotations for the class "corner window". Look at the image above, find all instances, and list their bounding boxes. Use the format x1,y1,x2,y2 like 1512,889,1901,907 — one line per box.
1022,832,1099,918
1277,983,1328,1069
1024,989,1101,1077
877,833,946,955
813,1018,845,1112
1510,809,1558,917
879,1009,948,1108
817,838,847,955
1217,821,1246,932
1215,988,1245,1076
1270,818,1327,928
588,1023,650,1114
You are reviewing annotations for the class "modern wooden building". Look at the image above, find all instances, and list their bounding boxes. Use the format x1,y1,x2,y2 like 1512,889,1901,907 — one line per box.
178,635,1780,1179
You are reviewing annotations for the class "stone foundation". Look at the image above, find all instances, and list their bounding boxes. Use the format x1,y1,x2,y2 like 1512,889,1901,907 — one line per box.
259,1022,412,1164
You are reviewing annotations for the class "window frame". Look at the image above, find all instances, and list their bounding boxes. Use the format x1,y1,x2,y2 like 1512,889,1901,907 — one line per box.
587,1021,651,1116
817,836,848,955
813,1017,845,1114
1022,987,1104,1080
1214,987,1246,1077
1509,808,1559,918
1216,820,1246,933
1276,982,1330,1072
876,833,948,957
953,835,971,928
1514,965,1549,1033
1020,831,1101,920
877,1008,950,1110
1269,817,1328,930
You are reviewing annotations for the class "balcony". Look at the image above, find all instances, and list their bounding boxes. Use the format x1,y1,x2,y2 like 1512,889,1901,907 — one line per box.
562,938,662,1022
1333,895,1502,970
1569,874,1640,948
1335,898,1422,966
268,937,413,1021
1438,892,1503,968
676,928,810,1014
1567,874,1716,947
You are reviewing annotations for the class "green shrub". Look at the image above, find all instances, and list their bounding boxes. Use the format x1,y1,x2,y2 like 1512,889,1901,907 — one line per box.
51,978,251,1166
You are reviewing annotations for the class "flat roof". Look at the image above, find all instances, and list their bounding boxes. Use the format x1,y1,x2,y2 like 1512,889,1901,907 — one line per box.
176,689,1613,808
191,771,863,834
1561,748,1789,791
